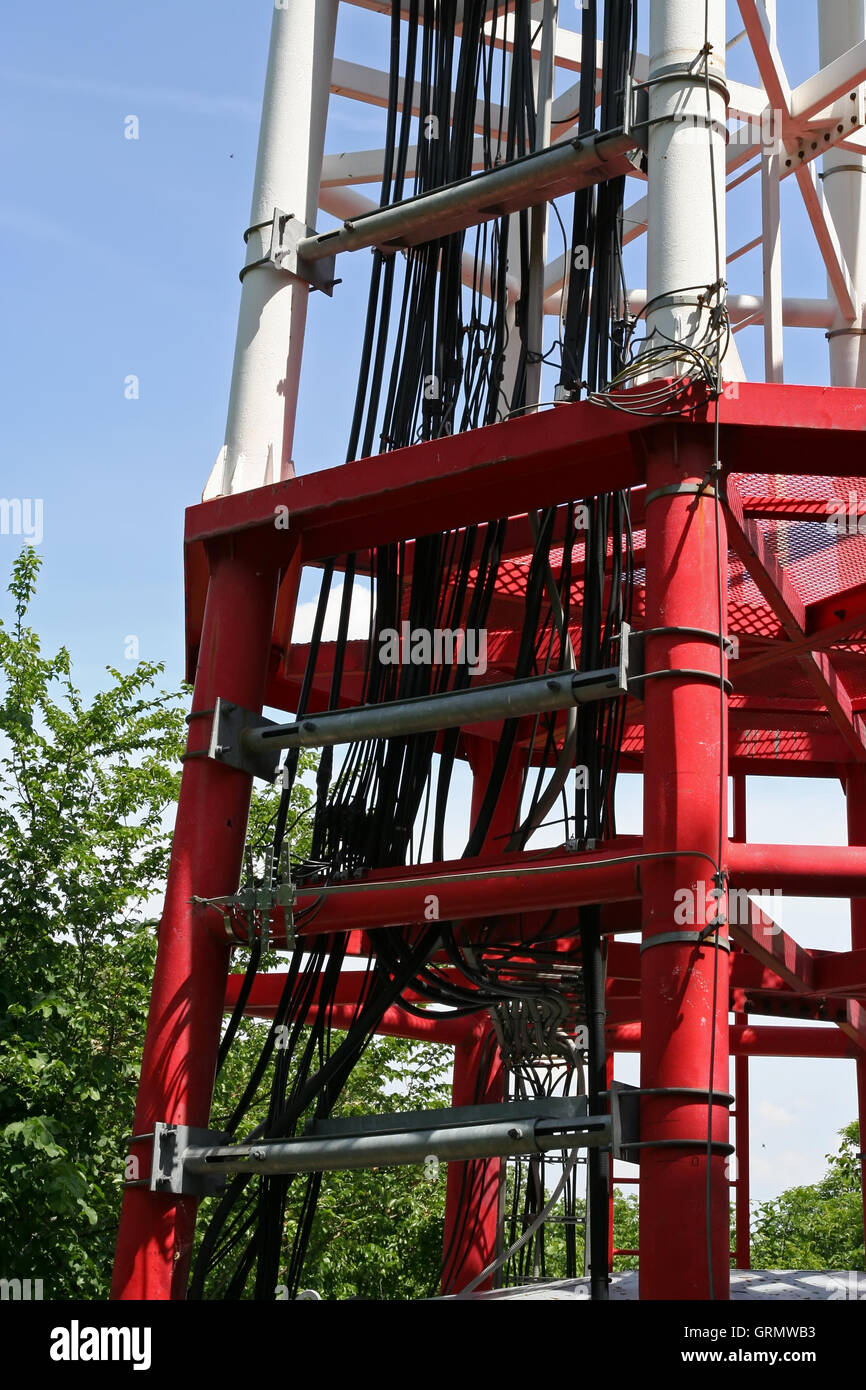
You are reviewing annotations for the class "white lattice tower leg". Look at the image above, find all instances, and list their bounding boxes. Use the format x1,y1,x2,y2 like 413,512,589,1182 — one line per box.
206,0,339,499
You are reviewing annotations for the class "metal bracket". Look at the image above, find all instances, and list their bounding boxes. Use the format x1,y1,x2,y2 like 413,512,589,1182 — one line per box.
268,210,338,296
150,1122,227,1196
209,696,282,782
609,1081,641,1165
623,75,649,175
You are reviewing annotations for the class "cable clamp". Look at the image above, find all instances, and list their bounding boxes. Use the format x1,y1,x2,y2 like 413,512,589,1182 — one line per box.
819,166,866,179
645,481,717,505
191,844,295,948
640,930,730,954
239,208,339,296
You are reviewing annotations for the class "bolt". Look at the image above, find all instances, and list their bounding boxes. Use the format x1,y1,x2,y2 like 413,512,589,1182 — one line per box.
508,1128,522,1140
249,1147,266,1161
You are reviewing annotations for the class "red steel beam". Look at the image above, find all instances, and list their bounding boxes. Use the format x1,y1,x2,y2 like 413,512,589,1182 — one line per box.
304,1002,475,1047
185,383,866,684
739,990,860,1024
609,1022,856,1058
185,395,650,569
728,898,815,993
814,947,866,993
728,839,866,896
737,496,863,521
197,839,644,942
224,971,433,1014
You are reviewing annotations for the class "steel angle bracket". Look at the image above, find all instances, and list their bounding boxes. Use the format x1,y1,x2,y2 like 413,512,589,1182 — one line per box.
622,75,650,175
268,209,338,296
572,621,632,702
208,696,282,783
610,1080,641,1165
150,1122,227,1197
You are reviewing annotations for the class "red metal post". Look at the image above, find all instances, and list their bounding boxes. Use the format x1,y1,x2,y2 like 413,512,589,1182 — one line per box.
639,430,731,1300
441,1023,504,1294
731,773,750,1269
439,737,520,1293
112,540,281,1300
846,763,866,1261
465,735,526,855
733,1034,751,1269
606,1051,616,1267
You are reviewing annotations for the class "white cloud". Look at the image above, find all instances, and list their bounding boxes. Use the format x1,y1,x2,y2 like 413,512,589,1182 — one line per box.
757,1100,795,1128
291,579,372,644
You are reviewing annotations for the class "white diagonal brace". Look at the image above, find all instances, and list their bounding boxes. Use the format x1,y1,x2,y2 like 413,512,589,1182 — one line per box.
795,161,858,321
790,38,866,123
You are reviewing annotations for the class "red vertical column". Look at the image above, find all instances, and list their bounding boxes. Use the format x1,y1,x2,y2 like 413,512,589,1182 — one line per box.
845,764,866,1257
639,429,731,1300
733,1038,751,1268
731,773,750,1269
438,736,520,1293
441,1024,505,1294
464,735,526,855
112,539,281,1299
606,1051,616,1263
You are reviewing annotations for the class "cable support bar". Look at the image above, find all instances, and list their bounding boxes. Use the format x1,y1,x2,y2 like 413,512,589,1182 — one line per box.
280,128,641,279
149,1102,615,1190
208,635,629,777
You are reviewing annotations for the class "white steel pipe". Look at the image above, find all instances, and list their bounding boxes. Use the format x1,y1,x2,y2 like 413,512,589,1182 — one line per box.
319,185,521,302
525,0,559,410
644,0,727,372
208,1,339,499
818,0,866,387
543,290,835,330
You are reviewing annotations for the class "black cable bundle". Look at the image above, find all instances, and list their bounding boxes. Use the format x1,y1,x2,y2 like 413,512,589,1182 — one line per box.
195,0,640,1301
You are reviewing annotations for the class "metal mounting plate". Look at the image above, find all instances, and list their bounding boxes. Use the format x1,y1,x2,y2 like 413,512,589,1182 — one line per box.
150,1122,227,1196
208,696,282,783
270,210,338,295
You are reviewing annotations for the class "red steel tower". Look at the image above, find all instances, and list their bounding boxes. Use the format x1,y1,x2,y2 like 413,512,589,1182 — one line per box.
113,0,866,1301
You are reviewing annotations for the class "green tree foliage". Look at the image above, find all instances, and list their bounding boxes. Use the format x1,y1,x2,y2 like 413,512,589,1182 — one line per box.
0,551,453,1299
278,1037,451,1300
750,1121,864,1271
0,549,185,1296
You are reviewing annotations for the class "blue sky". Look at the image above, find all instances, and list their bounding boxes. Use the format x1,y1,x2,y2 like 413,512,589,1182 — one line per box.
1,0,859,1202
